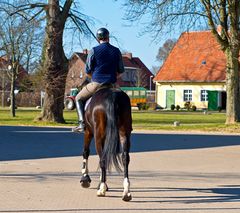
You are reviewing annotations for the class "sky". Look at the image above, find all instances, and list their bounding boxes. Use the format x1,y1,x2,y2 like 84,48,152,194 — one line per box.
70,0,180,73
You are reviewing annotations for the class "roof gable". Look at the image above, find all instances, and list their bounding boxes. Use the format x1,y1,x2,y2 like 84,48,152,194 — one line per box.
154,31,226,83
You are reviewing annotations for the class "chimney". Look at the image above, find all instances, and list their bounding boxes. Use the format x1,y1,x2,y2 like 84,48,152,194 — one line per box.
82,49,88,54
124,53,132,59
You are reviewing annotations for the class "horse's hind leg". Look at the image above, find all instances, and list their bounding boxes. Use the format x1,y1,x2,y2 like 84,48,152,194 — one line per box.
90,114,108,197
97,155,108,197
80,128,92,188
120,133,132,201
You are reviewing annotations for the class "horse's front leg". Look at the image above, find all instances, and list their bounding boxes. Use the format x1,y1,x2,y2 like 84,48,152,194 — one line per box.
121,133,132,201
80,128,92,188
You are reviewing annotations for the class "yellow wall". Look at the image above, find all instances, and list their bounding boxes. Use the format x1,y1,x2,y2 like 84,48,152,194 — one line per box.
155,82,226,109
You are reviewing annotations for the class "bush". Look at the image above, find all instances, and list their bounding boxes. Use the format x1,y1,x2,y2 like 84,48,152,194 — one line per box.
156,105,164,110
184,101,192,111
170,104,175,111
218,106,222,112
148,102,157,110
176,105,181,111
15,92,41,107
137,103,149,110
192,105,197,111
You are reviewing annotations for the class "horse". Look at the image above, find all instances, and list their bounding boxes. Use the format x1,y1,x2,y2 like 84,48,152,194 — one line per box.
79,86,132,201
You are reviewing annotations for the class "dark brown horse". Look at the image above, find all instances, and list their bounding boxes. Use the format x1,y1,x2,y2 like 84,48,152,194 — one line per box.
79,87,132,201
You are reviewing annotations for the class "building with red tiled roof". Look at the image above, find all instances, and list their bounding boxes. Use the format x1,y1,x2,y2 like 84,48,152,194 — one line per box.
65,51,154,94
0,56,28,89
0,56,29,106
154,31,228,110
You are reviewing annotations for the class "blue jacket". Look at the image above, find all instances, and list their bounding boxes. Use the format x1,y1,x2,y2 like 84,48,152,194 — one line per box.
85,42,125,84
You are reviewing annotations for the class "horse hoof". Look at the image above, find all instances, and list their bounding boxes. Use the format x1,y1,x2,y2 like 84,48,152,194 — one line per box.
81,181,90,188
97,183,109,191
122,193,132,202
97,182,107,197
80,175,91,188
97,191,106,197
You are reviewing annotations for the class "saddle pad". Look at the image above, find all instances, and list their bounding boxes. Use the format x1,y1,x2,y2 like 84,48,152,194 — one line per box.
84,97,92,111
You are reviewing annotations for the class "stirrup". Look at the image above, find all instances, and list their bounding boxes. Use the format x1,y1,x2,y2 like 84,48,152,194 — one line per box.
72,123,85,132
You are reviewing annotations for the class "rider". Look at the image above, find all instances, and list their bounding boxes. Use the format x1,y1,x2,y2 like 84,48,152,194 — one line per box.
72,27,125,132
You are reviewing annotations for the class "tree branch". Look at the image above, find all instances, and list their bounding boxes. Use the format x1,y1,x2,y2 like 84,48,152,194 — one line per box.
201,0,228,50
61,0,73,23
69,12,98,42
9,3,48,16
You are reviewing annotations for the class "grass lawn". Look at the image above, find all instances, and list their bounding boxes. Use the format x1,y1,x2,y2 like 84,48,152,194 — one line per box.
0,107,240,133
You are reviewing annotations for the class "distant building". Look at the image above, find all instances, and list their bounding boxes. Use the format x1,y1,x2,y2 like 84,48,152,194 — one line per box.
0,56,29,106
154,31,228,110
0,56,28,91
65,50,154,94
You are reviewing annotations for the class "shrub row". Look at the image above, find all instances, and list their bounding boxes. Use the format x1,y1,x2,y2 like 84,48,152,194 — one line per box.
171,102,197,111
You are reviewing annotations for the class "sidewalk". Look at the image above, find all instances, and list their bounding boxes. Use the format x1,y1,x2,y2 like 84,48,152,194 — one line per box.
1,142,240,212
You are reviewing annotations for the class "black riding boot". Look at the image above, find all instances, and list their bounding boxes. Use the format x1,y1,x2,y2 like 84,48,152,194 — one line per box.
72,99,85,132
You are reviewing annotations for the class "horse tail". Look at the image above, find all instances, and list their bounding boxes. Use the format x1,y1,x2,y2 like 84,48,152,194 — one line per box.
102,91,122,172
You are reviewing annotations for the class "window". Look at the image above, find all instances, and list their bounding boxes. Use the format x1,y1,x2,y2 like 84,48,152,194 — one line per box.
79,71,83,79
183,90,192,101
126,91,132,97
140,90,146,96
121,68,137,82
201,90,208,101
133,90,139,97
71,70,75,78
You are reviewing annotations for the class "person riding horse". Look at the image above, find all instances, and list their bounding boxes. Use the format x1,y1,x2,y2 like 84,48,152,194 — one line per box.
72,27,125,132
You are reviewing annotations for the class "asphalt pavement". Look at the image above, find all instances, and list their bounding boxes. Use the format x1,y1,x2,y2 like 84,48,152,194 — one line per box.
0,126,240,212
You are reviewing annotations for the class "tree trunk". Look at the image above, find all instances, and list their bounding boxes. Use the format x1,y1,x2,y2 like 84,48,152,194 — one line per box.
10,68,16,117
38,0,69,123
225,47,240,124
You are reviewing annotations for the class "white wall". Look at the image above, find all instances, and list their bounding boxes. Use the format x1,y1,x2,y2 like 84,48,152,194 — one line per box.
155,82,226,109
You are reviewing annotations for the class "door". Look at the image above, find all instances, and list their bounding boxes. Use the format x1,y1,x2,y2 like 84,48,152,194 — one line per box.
166,90,175,109
208,91,218,111
221,91,226,110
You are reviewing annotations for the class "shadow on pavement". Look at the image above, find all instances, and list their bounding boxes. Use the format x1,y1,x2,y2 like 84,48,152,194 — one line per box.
130,185,240,204
1,126,240,161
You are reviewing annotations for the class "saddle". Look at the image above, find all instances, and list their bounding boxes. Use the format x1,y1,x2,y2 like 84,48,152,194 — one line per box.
84,83,118,111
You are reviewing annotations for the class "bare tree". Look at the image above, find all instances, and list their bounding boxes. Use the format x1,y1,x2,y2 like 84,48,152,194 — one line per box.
135,68,151,89
151,65,160,75
123,0,240,124
2,0,97,123
0,2,43,116
156,39,176,64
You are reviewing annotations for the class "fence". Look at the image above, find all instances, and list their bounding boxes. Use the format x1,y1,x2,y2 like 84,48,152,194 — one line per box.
147,90,156,103
0,91,41,107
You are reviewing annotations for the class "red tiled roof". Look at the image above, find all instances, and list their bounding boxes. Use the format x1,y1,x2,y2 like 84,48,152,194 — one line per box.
74,52,88,62
0,56,28,77
122,57,138,68
154,31,226,82
0,56,8,68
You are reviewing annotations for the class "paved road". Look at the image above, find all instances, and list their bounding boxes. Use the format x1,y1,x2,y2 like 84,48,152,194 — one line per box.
0,126,240,212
